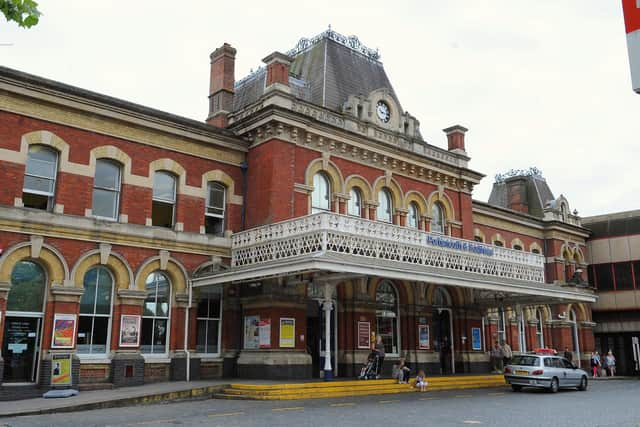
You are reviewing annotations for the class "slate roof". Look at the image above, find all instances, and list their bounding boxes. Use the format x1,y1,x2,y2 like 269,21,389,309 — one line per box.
233,33,402,114
582,210,640,238
487,174,556,218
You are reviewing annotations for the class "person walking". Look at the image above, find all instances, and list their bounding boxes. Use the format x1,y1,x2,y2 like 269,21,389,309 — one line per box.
440,336,451,374
502,341,513,367
590,352,600,377
564,347,573,363
490,342,504,373
606,350,616,377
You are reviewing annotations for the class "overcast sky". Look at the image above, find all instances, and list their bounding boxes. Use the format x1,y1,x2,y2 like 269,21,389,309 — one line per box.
2,0,638,217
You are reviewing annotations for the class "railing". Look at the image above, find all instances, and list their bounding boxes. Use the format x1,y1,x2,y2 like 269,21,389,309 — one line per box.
232,213,545,283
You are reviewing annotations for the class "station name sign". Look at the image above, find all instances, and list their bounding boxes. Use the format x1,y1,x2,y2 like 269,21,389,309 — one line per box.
426,236,494,256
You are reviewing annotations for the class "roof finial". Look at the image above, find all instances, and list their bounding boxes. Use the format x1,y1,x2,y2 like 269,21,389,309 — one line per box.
328,24,332,30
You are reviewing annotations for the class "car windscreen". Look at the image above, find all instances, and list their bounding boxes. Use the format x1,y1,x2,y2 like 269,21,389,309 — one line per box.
510,355,540,366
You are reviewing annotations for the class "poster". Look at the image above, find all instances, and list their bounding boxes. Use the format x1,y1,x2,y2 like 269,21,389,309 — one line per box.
244,315,260,349
471,327,482,351
279,318,295,348
119,315,141,347
357,321,371,349
418,325,430,349
51,354,72,386
259,318,271,349
52,314,76,349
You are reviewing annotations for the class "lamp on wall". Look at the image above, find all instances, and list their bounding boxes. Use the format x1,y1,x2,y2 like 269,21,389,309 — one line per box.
557,312,567,320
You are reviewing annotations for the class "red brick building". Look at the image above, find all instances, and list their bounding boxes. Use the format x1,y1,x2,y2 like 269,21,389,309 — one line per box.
0,29,595,396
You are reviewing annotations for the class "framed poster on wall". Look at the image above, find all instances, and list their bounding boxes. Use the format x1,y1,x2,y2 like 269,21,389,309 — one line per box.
51,353,72,386
357,321,371,349
279,318,295,348
418,325,430,349
259,318,271,349
471,327,482,350
51,313,77,349
119,314,141,347
244,315,260,349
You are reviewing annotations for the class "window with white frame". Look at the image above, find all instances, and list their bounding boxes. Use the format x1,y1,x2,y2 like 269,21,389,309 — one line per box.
535,309,544,348
141,271,170,354
376,281,399,355
22,145,59,211
408,202,419,228
196,286,222,354
311,172,330,213
92,159,121,220
347,187,362,217
77,266,113,354
431,202,445,234
205,182,226,236
377,188,393,223
152,171,176,228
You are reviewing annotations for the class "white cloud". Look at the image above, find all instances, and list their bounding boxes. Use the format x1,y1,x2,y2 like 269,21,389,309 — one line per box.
2,0,637,217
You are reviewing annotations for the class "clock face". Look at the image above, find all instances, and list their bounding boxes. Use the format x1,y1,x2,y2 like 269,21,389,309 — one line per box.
376,101,391,123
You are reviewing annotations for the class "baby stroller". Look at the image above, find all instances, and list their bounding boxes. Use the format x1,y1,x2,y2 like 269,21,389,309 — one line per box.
358,350,381,380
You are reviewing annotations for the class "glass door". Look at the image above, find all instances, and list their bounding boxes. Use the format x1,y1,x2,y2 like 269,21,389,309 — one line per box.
2,316,42,382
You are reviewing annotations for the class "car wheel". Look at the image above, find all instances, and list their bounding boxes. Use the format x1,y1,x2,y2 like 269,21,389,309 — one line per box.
511,385,522,392
549,377,559,393
578,376,588,391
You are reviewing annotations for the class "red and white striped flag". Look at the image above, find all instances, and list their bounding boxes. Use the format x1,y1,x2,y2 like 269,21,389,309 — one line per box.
623,0,640,93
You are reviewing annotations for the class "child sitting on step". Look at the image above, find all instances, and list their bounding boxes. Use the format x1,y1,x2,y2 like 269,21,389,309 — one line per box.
415,369,428,392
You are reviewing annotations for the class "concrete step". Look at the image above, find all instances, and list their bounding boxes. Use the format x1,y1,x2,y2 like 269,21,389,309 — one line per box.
217,375,507,400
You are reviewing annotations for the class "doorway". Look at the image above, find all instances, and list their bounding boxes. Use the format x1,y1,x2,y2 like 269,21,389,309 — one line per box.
2,316,43,383
433,308,454,374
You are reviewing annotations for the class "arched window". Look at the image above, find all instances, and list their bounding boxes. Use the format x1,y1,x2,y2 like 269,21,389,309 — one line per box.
78,266,113,354
92,159,121,220
311,172,331,213
535,309,544,348
22,145,59,211
513,245,523,251
494,241,504,247
376,281,399,355
7,260,46,312
347,187,362,217
141,272,170,354
377,188,393,223
408,202,419,228
196,286,222,354
532,248,541,254
431,203,445,234
205,182,226,235
570,309,580,366
433,287,451,307
152,171,177,228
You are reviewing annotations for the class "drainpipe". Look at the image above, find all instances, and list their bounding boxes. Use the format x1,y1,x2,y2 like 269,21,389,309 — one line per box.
184,279,193,381
240,161,248,230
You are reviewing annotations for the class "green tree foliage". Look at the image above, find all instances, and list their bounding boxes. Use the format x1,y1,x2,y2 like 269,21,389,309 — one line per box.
1,0,40,28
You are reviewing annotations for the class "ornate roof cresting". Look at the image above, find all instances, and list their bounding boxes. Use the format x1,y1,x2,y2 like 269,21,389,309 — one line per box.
494,167,544,183
286,27,381,62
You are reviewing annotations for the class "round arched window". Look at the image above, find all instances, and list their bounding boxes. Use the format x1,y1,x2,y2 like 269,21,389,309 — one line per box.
431,203,445,234
312,173,331,213
141,271,171,354
348,188,362,217
8,261,46,312
377,189,393,223
78,266,113,354
408,202,419,228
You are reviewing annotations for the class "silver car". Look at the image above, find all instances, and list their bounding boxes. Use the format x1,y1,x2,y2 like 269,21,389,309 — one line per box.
504,354,589,393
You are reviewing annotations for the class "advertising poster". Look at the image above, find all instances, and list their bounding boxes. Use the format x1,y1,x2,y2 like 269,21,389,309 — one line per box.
51,353,72,386
471,327,482,351
259,318,271,349
279,318,295,348
244,315,260,349
357,321,371,349
418,325,430,349
119,315,141,347
52,313,76,349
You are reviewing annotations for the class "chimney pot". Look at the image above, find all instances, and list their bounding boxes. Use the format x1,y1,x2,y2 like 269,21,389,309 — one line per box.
262,51,293,87
443,124,468,152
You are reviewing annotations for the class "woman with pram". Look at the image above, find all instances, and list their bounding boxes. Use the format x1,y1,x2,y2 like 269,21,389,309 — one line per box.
358,334,386,379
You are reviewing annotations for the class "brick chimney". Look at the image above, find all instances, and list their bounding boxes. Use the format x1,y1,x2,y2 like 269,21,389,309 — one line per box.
443,125,468,152
207,43,236,128
262,51,292,89
506,177,529,214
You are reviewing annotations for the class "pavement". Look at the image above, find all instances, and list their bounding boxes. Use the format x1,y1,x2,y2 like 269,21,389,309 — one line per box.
0,375,635,419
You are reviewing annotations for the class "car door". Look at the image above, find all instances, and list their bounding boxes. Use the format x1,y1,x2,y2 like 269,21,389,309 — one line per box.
552,357,570,387
561,357,580,385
